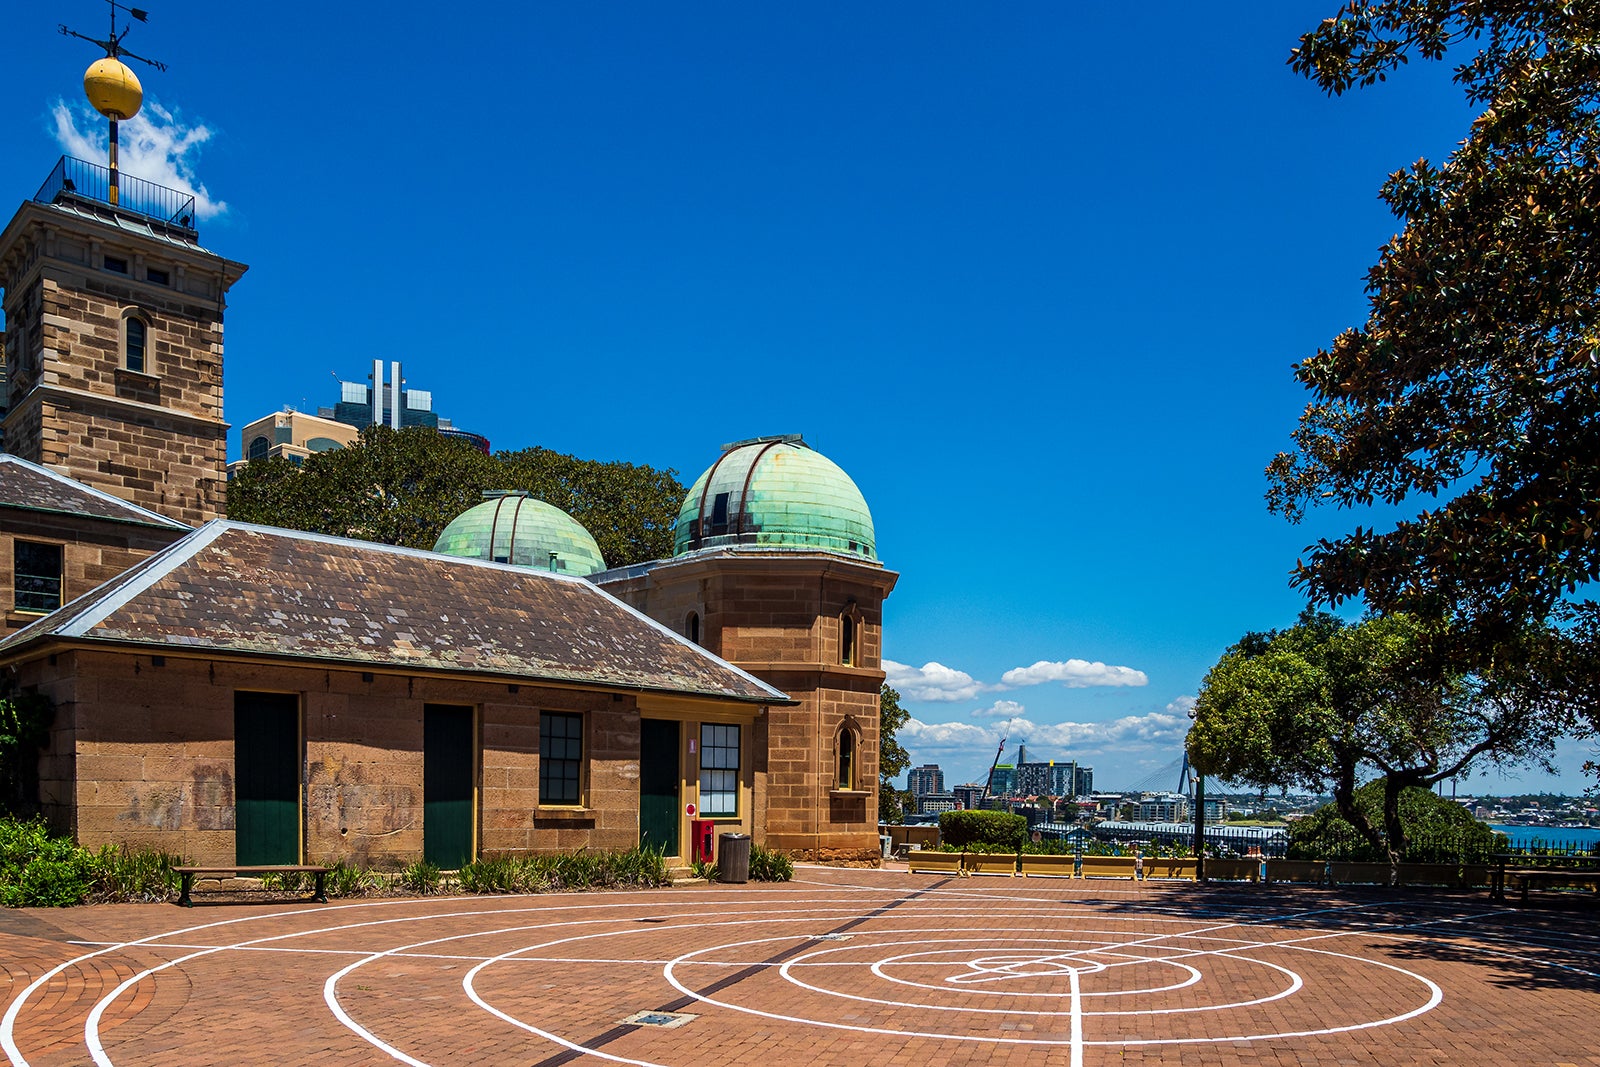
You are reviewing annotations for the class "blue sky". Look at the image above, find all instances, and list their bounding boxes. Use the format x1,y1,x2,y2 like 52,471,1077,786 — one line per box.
6,2,1592,794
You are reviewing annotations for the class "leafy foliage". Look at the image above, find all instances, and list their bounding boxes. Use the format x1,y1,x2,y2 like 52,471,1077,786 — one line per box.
227,426,684,568
1188,611,1558,862
1287,781,1505,863
90,843,181,903
938,809,1027,851
0,818,181,907
1270,3,1600,727
456,847,670,894
877,683,911,824
398,860,443,895
748,842,794,881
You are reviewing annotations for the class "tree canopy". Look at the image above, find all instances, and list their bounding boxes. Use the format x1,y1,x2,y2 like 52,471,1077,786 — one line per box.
878,683,912,825
1269,3,1600,669
1187,611,1562,862
227,427,684,567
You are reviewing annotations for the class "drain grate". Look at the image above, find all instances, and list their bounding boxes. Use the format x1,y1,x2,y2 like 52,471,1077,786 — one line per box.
623,1011,697,1029
810,933,854,941
635,917,668,923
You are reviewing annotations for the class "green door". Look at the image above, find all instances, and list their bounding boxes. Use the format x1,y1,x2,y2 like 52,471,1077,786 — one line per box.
639,718,680,857
424,704,475,868
234,692,300,865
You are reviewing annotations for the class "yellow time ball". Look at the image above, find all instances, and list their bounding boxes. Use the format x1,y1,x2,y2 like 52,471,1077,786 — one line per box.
84,57,144,121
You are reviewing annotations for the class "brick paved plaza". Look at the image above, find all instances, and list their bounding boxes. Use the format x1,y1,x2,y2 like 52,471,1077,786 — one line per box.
2,866,1597,1066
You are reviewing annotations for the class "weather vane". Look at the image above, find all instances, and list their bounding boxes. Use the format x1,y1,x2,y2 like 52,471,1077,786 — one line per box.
58,1,168,207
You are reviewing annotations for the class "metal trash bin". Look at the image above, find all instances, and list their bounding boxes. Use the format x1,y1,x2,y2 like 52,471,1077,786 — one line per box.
717,833,751,884
880,834,893,860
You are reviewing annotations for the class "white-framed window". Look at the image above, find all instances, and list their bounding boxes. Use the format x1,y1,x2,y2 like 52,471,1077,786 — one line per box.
699,722,740,817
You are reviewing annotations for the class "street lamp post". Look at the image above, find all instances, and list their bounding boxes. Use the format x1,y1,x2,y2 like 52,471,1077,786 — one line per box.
1188,705,1205,883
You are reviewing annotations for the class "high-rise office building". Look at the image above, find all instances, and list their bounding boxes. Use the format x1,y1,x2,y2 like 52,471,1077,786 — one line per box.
907,764,944,797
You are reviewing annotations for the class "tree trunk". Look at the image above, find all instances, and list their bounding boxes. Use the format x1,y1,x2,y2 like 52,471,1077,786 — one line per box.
1332,763,1384,857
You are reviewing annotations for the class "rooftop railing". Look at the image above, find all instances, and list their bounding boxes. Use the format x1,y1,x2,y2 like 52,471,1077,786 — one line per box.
33,155,199,235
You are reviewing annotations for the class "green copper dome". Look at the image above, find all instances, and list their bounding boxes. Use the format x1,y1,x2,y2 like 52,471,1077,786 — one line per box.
674,435,876,560
433,494,606,577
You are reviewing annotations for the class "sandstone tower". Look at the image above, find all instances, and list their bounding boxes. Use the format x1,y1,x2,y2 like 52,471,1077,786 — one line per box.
598,435,897,863
0,169,247,526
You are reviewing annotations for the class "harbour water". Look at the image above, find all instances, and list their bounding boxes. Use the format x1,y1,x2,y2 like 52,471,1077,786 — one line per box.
1490,824,1600,850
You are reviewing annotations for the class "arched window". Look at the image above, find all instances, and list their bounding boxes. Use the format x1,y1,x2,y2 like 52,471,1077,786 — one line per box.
686,611,701,645
247,435,270,461
124,314,148,373
836,724,857,790
840,611,856,666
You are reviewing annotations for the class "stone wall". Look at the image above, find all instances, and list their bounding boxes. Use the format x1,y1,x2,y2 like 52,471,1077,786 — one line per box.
19,650,664,867
24,392,227,528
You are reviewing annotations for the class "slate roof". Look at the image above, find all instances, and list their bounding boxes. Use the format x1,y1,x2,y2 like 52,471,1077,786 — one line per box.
0,455,190,529
0,520,788,705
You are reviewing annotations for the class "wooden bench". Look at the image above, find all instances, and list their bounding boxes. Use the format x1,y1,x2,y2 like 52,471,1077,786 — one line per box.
1502,868,1600,905
1488,853,1600,903
174,865,331,907
905,850,964,877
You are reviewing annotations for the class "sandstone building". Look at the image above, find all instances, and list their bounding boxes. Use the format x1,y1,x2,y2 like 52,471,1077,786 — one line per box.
0,154,894,870
0,521,780,867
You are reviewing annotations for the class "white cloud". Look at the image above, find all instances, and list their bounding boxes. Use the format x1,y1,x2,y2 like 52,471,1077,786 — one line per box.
1001,659,1148,689
970,699,1025,719
884,659,984,702
1166,695,1197,717
52,98,227,220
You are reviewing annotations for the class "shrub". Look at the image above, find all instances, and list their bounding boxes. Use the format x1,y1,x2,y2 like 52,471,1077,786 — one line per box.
258,869,313,892
90,843,181,903
398,860,442,894
1287,782,1505,863
458,847,669,894
939,810,1026,851
748,843,792,881
1,817,95,906
325,860,384,898
458,854,531,893
0,817,167,907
